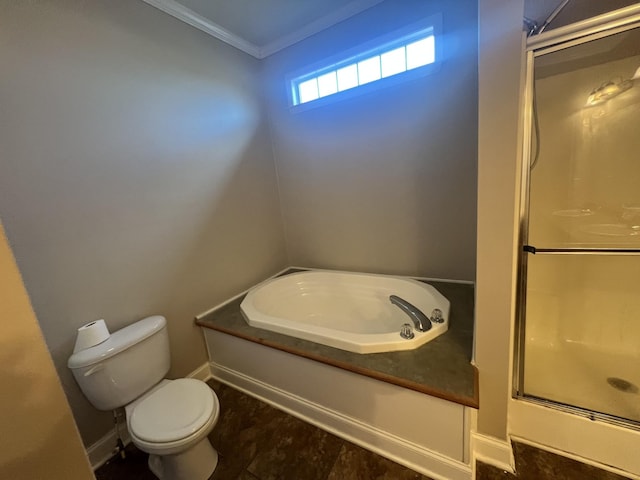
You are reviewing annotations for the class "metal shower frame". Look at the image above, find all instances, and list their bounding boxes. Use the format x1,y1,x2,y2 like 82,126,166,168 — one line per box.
513,3,640,429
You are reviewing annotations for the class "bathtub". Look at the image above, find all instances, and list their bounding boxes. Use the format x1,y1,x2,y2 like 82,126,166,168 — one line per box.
240,270,450,354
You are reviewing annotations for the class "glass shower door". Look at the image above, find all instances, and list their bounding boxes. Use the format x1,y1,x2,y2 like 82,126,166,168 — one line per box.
519,25,640,424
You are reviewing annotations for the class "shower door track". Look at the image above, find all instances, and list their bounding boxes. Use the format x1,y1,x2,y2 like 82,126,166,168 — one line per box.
524,395,640,432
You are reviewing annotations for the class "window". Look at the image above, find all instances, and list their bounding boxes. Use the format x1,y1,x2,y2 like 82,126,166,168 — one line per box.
289,20,439,108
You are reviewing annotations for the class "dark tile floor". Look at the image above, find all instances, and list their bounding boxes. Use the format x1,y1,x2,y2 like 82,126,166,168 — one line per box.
476,442,633,480
96,380,432,480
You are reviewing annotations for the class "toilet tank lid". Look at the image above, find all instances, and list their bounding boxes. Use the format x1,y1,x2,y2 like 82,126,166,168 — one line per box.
68,315,166,369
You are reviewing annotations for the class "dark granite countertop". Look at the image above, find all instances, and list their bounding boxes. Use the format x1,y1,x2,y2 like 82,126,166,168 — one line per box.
196,271,478,408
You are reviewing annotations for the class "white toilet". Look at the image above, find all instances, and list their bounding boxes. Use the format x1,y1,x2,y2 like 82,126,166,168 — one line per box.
68,315,220,480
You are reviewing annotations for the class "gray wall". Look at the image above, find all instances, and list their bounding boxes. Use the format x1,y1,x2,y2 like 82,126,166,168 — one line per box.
0,0,287,446
263,0,478,281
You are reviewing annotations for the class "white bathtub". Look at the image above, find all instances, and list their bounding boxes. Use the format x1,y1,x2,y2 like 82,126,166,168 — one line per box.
240,270,450,354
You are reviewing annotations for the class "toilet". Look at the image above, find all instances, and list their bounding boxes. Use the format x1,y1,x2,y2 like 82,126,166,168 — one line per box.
68,315,219,480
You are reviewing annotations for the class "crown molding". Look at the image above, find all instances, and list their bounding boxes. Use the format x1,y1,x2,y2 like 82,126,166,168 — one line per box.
140,0,262,58
258,0,386,58
141,0,384,59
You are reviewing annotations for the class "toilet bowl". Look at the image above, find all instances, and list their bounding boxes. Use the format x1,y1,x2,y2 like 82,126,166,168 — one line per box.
68,315,221,480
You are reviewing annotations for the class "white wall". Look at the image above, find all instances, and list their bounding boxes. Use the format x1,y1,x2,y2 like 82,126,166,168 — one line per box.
0,0,287,447
263,0,478,281
475,0,525,440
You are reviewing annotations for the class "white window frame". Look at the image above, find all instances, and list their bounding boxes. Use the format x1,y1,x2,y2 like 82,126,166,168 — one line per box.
286,15,442,112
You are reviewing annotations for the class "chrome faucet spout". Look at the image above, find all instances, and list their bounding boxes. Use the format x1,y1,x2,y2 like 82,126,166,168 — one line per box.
389,295,432,332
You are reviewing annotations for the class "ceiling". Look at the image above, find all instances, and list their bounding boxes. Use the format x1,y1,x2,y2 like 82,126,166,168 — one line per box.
141,0,384,58
140,0,640,59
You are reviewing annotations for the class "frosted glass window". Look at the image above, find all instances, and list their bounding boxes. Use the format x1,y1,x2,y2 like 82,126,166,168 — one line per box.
381,46,407,78
358,56,381,85
290,23,437,107
337,65,358,92
298,78,319,104
317,71,338,98
407,36,435,69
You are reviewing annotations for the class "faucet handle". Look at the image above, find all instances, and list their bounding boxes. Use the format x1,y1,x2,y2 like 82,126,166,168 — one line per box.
430,308,445,324
400,323,415,339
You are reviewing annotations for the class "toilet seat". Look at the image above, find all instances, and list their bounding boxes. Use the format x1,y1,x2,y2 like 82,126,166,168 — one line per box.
130,379,216,443
127,378,219,455
130,408,218,456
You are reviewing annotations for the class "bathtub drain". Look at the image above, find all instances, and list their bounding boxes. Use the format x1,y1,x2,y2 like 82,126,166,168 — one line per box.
606,377,639,394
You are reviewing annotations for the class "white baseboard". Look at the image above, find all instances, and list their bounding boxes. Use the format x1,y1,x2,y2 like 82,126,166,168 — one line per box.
471,432,515,474
86,362,212,469
210,361,472,480
187,361,212,382
87,425,131,470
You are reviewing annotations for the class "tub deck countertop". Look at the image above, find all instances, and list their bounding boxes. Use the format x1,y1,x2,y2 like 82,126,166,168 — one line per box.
196,271,478,409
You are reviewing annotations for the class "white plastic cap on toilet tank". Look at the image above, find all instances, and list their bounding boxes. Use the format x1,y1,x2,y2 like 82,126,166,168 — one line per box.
240,270,450,354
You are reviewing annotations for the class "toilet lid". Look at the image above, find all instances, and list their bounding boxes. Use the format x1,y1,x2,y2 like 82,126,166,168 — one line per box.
129,379,216,443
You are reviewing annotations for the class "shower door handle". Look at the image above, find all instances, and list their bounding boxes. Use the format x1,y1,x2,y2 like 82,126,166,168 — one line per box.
523,245,640,255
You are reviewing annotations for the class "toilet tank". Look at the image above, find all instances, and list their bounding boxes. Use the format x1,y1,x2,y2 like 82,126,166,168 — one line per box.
68,316,170,411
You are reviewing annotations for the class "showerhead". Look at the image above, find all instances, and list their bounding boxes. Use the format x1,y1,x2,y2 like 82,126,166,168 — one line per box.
586,77,634,106
585,64,640,107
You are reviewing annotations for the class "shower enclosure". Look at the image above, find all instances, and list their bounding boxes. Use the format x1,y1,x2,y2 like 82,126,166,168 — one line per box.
516,12,640,426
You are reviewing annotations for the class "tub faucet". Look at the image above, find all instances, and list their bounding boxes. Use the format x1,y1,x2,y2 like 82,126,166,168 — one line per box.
389,295,432,332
